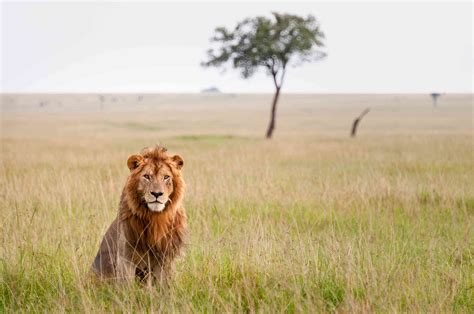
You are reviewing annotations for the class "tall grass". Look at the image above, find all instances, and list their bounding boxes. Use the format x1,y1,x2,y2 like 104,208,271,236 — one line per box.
1,94,473,312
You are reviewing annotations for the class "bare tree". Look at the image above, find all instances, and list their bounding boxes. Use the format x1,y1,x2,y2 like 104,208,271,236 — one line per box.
430,93,441,107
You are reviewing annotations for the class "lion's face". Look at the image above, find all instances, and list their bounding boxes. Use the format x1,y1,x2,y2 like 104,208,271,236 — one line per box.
138,162,174,212
126,147,184,214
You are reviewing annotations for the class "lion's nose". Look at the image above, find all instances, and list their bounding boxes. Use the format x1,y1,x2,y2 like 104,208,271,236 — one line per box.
150,191,163,198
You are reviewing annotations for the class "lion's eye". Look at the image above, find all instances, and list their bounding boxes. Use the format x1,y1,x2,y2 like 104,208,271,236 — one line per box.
164,175,170,181
143,174,151,180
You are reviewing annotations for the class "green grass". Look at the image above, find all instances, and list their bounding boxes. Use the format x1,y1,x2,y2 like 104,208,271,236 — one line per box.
173,134,239,141
1,94,473,312
104,121,163,132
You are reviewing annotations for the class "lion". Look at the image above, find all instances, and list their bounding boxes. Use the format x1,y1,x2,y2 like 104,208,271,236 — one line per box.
91,145,187,285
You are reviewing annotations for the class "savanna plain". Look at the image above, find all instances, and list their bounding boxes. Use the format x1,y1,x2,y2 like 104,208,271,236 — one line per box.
0,93,473,312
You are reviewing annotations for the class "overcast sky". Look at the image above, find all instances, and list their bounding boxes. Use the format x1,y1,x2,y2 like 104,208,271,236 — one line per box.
1,1,472,93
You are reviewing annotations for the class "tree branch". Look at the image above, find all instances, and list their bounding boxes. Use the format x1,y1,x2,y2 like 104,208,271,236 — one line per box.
278,68,286,89
269,58,280,89
272,72,279,89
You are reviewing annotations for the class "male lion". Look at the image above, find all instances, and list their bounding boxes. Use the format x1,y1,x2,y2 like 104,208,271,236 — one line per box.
91,145,187,285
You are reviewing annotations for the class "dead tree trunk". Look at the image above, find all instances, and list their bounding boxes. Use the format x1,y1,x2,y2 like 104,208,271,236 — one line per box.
351,108,370,137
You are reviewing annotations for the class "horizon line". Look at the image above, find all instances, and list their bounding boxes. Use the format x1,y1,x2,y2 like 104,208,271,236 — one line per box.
2,91,472,95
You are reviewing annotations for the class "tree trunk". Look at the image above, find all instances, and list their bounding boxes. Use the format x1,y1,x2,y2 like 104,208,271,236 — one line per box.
266,87,281,139
351,108,370,137
351,119,360,137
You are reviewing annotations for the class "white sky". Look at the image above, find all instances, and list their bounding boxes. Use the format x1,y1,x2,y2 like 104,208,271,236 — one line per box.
1,1,473,93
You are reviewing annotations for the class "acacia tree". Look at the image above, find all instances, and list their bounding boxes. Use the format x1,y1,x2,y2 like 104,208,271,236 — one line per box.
202,12,326,138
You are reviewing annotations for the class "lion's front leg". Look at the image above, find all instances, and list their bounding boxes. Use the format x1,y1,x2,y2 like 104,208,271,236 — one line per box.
115,231,136,283
116,255,136,283
152,262,173,286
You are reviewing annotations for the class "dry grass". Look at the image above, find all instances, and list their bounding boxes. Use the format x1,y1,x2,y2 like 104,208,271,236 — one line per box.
1,94,473,312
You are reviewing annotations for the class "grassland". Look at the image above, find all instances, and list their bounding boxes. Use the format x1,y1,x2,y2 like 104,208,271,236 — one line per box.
0,94,473,312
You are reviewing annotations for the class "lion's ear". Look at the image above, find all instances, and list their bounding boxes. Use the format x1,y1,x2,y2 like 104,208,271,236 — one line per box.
171,155,184,170
127,154,144,171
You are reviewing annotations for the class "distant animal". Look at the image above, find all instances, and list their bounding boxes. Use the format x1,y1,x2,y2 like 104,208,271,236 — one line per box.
91,145,187,285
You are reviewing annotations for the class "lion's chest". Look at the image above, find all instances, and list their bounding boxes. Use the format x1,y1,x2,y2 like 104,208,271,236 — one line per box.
130,229,178,260
124,209,186,267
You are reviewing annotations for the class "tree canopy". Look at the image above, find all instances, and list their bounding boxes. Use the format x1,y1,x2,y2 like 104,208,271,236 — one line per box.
202,12,326,89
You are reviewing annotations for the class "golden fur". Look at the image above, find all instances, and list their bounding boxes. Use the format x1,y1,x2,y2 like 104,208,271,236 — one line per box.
91,145,187,285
